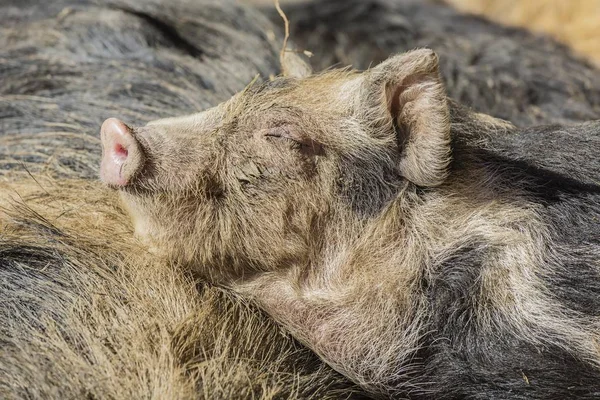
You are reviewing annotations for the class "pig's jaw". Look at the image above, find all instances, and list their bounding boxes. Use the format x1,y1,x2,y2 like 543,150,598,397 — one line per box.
119,192,160,250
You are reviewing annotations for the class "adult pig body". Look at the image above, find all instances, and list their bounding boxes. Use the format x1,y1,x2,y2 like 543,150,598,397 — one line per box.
271,0,600,126
417,106,600,399
103,49,600,398
0,0,279,178
0,1,362,398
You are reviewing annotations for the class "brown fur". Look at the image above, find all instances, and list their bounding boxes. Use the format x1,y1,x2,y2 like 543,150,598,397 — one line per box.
0,171,362,399
0,0,368,397
105,49,600,397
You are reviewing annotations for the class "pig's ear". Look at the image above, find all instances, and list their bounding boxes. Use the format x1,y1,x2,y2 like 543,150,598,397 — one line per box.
282,52,312,79
366,49,451,187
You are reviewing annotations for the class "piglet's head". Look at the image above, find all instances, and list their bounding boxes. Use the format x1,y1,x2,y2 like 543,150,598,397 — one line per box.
100,49,452,283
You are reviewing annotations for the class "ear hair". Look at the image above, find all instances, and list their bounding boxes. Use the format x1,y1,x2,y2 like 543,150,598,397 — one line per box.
368,49,451,187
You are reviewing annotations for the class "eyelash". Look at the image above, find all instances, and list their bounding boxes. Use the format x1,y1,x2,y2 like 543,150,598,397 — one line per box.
265,126,297,142
264,127,324,156
266,134,302,151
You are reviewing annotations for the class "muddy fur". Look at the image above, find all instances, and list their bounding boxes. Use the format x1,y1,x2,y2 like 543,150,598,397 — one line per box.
264,0,600,126
108,49,600,399
0,0,363,398
445,0,600,66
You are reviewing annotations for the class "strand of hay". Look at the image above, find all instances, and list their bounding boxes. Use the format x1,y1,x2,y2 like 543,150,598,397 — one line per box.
274,0,290,68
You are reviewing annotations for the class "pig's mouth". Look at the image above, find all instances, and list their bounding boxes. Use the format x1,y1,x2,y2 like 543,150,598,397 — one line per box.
100,118,146,188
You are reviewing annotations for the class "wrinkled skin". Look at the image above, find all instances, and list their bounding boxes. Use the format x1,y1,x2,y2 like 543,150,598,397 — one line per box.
103,49,600,399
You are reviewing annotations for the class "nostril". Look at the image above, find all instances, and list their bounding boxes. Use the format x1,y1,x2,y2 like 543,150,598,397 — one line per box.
114,143,129,159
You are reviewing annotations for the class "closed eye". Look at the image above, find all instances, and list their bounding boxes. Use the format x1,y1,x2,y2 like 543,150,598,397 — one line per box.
263,125,325,155
264,125,296,140
265,133,303,152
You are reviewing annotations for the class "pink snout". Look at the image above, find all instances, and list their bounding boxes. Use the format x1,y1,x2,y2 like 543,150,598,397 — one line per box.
100,118,145,187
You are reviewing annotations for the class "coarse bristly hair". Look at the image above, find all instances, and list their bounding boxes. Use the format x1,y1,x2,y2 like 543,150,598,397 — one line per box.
0,0,364,398
105,47,600,399
0,174,363,399
269,0,600,127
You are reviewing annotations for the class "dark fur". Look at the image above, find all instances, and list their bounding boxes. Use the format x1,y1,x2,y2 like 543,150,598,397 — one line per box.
0,0,363,398
268,0,600,126
104,52,600,399
409,106,600,399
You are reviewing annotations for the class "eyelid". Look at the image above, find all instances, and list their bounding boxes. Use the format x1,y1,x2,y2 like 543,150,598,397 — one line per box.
262,125,324,155
264,125,296,140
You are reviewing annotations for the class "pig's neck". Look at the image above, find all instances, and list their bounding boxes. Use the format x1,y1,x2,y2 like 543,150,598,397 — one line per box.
235,169,548,395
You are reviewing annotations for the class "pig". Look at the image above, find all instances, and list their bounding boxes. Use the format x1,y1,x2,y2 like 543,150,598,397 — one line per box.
100,49,600,399
265,0,600,126
0,0,281,178
444,0,600,66
0,0,362,397
0,176,363,399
